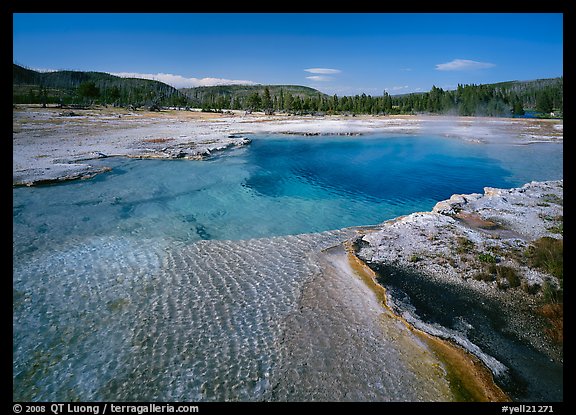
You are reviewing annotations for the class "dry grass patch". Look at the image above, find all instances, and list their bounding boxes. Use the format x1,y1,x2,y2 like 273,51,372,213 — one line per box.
455,212,501,230
537,303,563,344
525,237,563,280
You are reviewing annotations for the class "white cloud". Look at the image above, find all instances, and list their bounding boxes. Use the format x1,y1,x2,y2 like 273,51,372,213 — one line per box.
435,59,496,71
304,68,342,74
385,85,409,92
306,75,334,82
32,67,58,73
109,72,259,88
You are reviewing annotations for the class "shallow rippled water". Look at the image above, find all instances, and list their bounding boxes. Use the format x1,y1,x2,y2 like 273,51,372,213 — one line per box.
13,134,563,401
14,231,355,401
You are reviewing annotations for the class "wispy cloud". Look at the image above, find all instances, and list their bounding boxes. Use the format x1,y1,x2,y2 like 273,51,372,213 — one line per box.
435,59,496,71
109,72,259,88
306,75,334,82
385,85,409,92
304,68,342,74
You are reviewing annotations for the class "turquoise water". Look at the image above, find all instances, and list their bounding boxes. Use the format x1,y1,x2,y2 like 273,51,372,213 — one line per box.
13,134,563,401
12,135,563,257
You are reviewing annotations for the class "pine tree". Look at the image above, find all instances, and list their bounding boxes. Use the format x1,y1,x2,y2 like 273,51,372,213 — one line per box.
284,93,294,112
262,87,273,114
512,98,525,116
247,91,262,111
536,91,553,114
77,81,100,105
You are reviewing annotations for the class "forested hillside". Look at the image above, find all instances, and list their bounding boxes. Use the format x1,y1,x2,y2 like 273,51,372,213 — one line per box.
13,64,187,108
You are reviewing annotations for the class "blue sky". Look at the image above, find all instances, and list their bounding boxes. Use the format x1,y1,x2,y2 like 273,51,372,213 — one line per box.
13,13,563,96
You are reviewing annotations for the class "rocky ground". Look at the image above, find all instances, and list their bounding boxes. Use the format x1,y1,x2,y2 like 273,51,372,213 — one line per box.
352,180,563,399
357,180,563,290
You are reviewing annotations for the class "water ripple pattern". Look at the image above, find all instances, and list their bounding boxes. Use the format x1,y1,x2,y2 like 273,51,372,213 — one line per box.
14,230,359,401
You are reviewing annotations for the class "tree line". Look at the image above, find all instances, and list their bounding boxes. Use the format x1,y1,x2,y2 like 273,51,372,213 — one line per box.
193,78,562,117
16,79,563,118
13,79,188,109
13,64,562,117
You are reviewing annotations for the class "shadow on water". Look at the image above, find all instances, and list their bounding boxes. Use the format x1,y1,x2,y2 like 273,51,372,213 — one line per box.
369,263,563,402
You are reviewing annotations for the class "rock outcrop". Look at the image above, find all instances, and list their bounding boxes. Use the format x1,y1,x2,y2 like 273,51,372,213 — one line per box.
351,180,563,400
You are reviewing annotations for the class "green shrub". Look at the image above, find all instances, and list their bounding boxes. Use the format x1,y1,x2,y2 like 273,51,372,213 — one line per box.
409,254,422,263
478,252,497,263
